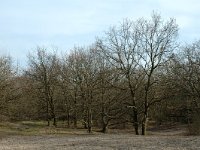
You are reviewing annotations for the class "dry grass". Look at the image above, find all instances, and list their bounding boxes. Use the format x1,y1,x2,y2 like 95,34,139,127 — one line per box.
0,121,200,150
0,133,200,150
0,121,89,136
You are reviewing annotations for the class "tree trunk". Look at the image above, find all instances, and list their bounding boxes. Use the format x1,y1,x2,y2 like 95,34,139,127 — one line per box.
101,115,108,133
46,102,50,126
142,114,147,135
102,124,108,133
142,98,148,135
83,115,88,129
67,109,70,128
101,105,109,133
87,108,92,133
73,92,77,128
127,75,139,135
73,115,77,128
142,73,151,135
47,119,50,126
49,97,57,127
53,116,57,127
133,110,139,135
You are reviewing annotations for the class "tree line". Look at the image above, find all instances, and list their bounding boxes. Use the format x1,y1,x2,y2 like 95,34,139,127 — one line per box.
0,13,200,135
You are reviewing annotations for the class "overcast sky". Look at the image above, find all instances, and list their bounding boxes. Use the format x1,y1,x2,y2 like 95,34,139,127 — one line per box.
0,0,200,67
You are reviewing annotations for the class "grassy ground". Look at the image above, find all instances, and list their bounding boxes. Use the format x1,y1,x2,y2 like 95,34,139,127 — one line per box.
0,121,90,136
0,121,199,150
0,120,191,137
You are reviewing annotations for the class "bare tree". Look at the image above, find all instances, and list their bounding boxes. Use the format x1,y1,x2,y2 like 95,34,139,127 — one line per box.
137,13,178,135
97,19,143,135
59,58,73,128
0,56,19,120
170,41,200,134
26,47,60,126
97,13,178,135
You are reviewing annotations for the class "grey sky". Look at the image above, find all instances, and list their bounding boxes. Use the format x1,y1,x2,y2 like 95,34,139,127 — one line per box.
0,0,200,67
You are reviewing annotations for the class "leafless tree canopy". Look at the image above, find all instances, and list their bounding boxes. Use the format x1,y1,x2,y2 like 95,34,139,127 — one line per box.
0,13,199,135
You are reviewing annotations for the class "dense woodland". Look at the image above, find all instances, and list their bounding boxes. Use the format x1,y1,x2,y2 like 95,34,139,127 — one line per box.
0,14,200,135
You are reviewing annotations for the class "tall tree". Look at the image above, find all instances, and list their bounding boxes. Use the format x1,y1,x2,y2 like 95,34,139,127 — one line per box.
137,13,178,135
97,13,178,135
0,56,19,119
26,47,60,126
97,19,143,135
169,41,200,134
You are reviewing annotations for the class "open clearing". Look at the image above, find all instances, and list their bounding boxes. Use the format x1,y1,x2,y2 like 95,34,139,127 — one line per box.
0,122,200,150
0,133,200,150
